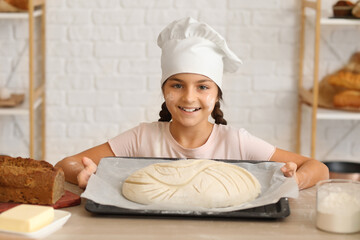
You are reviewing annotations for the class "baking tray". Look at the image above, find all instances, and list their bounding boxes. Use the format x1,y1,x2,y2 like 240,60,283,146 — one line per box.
84,157,290,219
85,198,290,219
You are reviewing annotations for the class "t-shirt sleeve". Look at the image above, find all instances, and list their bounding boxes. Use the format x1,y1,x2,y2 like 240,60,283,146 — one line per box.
108,125,140,157
239,129,275,161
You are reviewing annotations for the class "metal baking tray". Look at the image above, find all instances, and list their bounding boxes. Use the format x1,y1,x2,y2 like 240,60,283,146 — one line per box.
85,198,290,219
84,157,290,219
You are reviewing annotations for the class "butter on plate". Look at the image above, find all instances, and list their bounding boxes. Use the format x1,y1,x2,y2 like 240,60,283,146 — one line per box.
0,204,54,232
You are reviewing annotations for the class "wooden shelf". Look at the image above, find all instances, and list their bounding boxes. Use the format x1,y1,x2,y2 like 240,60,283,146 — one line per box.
297,0,360,158
0,0,46,159
0,9,42,19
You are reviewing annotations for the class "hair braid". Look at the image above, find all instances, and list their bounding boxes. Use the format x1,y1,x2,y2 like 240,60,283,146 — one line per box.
211,101,227,125
158,102,172,122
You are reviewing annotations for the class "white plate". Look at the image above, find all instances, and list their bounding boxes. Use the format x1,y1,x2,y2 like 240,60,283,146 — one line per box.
0,210,71,239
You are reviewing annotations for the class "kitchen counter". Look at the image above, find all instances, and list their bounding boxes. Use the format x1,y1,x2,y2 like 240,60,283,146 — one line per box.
1,183,359,240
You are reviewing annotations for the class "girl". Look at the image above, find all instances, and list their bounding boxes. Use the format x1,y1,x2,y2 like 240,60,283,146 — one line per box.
55,17,329,190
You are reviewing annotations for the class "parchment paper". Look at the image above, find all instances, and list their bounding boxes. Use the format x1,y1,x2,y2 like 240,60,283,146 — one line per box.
81,157,299,213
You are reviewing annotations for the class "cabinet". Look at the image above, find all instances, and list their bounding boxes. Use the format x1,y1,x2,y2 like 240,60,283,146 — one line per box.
0,0,46,159
296,0,360,158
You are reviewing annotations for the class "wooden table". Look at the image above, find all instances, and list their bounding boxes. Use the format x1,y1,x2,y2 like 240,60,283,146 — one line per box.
1,183,359,240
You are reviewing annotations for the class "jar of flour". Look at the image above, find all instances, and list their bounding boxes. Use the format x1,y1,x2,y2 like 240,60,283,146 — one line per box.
316,179,360,234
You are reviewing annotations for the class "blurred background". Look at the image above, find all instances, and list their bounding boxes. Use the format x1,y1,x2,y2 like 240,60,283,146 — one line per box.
0,0,359,165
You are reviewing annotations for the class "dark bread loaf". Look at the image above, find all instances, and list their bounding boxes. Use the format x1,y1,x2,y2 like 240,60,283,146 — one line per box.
333,0,354,18
0,156,65,205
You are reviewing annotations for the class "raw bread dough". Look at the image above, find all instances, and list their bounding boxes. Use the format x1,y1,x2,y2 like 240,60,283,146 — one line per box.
122,159,261,208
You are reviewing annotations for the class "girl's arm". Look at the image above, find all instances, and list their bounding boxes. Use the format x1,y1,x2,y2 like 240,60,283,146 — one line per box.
55,142,115,186
270,148,329,190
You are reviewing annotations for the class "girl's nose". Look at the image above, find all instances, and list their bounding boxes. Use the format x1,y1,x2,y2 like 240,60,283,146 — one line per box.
182,88,196,102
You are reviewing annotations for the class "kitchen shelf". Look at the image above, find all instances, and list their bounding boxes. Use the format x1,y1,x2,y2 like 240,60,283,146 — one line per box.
0,98,42,116
0,9,42,19
298,87,360,120
0,0,46,159
296,0,360,158
320,17,360,25
302,104,360,120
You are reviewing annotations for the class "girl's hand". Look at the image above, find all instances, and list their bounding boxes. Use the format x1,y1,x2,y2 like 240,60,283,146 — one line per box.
281,162,299,185
77,157,97,189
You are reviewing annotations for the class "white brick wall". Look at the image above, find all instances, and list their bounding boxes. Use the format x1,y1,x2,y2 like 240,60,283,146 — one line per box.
0,0,359,164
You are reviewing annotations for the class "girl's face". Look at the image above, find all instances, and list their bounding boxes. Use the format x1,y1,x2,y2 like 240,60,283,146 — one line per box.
162,73,219,128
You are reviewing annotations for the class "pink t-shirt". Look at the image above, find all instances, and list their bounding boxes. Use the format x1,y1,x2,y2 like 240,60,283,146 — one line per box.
108,122,275,161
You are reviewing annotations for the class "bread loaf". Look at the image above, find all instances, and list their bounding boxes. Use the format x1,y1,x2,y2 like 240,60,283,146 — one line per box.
333,90,360,108
328,70,360,90
333,0,354,17
0,156,65,205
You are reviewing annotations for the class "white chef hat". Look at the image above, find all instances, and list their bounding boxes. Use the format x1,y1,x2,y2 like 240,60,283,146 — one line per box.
157,17,242,88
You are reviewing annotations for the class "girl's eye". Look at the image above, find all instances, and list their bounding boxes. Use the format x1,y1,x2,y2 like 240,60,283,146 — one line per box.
172,84,182,89
199,85,209,90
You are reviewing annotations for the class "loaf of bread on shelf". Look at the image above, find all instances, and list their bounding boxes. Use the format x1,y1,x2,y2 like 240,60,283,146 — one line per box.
327,70,360,90
0,156,65,205
333,0,355,17
333,90,360,108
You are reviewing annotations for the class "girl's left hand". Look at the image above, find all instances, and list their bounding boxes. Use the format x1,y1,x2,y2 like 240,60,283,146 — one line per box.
281,162,299,185
77,157,97,189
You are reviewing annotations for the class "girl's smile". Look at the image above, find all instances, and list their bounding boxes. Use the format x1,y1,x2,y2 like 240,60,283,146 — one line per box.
178,106,201,113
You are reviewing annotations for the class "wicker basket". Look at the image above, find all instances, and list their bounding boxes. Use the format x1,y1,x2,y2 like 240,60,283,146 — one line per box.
0,0,28,12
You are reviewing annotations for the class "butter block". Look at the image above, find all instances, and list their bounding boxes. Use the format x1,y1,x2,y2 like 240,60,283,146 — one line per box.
0,204,54,232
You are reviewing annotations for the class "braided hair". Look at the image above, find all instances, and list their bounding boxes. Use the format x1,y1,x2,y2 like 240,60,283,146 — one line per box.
211,98,227,125
158,87,227,125
158,102,172,122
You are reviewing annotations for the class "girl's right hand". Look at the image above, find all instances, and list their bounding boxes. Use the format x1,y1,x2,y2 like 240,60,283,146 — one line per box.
77,157,97,189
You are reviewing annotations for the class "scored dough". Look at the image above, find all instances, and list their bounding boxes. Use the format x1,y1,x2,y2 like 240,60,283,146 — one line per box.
122,159,261,208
